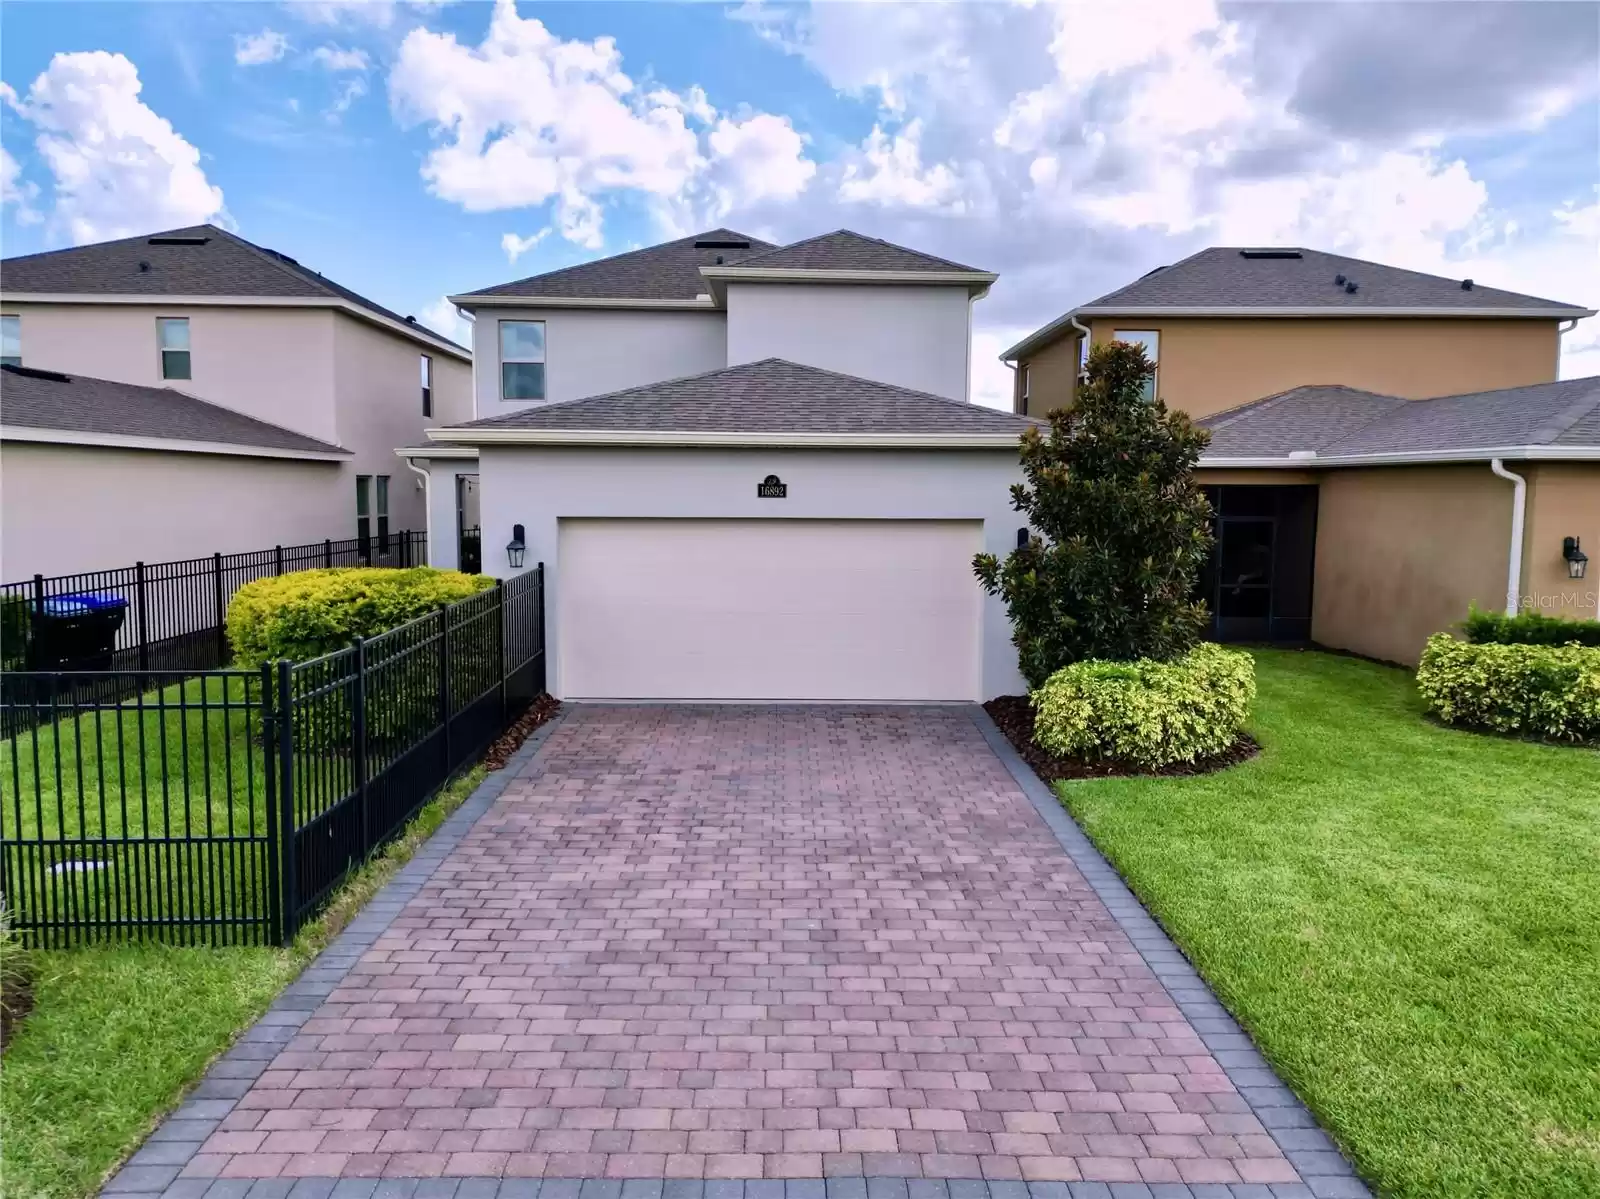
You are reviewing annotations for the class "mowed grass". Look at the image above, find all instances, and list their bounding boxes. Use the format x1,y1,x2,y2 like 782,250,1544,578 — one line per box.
1059,649,1600,1198
0,763,489,1199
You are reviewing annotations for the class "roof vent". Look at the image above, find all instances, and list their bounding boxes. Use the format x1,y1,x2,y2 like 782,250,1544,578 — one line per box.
1334,274,1346,286
147,235,209,246
714,254,725,265
262,247,300,266
1239,248,1302,259
405,315,416,324
138,260,152,273
1287,449,1318,461
1344,280,1359,294
1,363,72,383
694,238,751,249
1461,278,1474,290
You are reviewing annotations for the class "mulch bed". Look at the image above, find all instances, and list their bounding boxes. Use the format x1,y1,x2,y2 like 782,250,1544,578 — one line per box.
483,693,561,771
984,694,1259,782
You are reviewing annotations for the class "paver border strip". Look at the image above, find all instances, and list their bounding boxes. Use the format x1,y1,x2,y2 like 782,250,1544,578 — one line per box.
102,712,569,1198
965,706,1370,1199
105,703,1370,1199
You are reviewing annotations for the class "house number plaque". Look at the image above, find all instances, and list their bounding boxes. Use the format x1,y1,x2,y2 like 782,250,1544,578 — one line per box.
757,474,787,498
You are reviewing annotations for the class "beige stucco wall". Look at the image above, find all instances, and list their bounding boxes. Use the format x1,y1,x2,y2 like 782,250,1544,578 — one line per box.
1,302,341,441
1522,463,1600,621
0,441,344,579
1311,464,1517,664
1017,316,1561,420
1018,332,1083,417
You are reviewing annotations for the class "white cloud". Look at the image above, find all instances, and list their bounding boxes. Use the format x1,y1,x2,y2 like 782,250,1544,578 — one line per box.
388,0,812,244
5,51,225,244
839,120,965,211
295,1,398,29
1,144,42,224
235,30,289,67
501,228,550,262
419,295,469,344
327,75,369,119
311,45,371,72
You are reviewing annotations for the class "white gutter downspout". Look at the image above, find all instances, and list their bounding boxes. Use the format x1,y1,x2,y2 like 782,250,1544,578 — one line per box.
1557,317,1580,377
404,457,432,567
1489,458,1526,616
1069,313,1092,383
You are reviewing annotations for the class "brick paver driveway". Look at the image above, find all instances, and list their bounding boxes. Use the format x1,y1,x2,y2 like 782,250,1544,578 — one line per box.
190,706,1303,1187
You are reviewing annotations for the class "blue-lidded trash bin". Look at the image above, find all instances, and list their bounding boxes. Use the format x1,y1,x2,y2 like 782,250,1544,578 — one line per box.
28,592,129,671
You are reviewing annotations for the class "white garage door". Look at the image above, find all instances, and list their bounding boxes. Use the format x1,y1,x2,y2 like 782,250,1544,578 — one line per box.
558,518,982,701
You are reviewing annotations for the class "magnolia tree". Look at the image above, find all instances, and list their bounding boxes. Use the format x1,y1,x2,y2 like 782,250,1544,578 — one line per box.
974,339,1214,688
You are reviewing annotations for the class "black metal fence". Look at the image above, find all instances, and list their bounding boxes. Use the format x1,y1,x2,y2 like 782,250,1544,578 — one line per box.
0,566,545,948
1,531,427,678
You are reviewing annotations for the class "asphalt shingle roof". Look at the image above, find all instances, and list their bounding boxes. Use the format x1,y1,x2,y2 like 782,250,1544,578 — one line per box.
454,359,1038,436
1085,247,1589,313
0,225,467,352
0,364,349,455
1200,375,1600,459
460,229,777,300
727,230,986,274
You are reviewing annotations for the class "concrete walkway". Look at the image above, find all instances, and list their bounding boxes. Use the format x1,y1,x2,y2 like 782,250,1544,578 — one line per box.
106,706,1367,1199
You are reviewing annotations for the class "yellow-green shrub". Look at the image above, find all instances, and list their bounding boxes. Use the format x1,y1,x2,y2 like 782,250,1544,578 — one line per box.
226,567,494,667
1031,642,1256,767
1416,633,1600,742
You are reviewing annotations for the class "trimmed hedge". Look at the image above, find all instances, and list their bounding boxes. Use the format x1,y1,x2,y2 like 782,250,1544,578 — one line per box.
1416,633,1600,742
1031,642,1256,768
1462,604,1600,648
226,567,494,668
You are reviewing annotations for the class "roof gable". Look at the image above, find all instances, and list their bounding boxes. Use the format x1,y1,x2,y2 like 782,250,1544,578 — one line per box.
1084,246,1589,314
459,229,777,301
442,358,1036,440
0,224,468,354
0,364,348,456
727,230,986,275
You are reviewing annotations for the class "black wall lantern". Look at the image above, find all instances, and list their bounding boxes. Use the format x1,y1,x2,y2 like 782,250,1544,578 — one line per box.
506,523,527,570
1563,536,1588,580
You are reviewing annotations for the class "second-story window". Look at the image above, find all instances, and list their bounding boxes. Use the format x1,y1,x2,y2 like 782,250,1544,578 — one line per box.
1113,329,1159,401
158,317,191,380
356,475,371,544
376,475,390,551
500,320,545,401
1,315,19,367
420,354,433,417
1021,364,1030,406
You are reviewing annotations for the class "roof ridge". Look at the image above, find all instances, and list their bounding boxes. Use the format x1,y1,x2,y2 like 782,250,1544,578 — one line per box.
735,229,985,274
206,224,342,304
450,358,776,429
1530,388,1600,445
468,227,769,295
1201,384,1396,430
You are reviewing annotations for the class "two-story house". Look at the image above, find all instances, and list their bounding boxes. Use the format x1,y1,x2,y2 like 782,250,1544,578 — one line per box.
401,229,1038,703
1004,247,1598,664
0,225,472,577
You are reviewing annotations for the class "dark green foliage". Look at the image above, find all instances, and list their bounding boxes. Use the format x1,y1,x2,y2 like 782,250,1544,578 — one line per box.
1462,602,1600,647
975,339,1215,687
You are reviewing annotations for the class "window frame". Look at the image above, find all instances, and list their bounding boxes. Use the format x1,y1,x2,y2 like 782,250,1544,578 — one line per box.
499,319,546,402
375,474,390,551
1112,329,1160,401
1,314,20,367
157,316,192,381
356,474,371,546
420,354,433,418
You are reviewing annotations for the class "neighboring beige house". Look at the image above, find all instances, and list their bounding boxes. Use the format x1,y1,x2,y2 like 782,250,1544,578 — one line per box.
0,225,471,578
1003,247,1597,664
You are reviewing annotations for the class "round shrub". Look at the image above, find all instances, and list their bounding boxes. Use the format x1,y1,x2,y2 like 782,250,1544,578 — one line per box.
1416,633,1600,742
1031,642,1256,768
226,566,494,667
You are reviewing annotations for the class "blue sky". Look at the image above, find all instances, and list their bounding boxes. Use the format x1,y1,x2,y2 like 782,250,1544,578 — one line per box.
3,1,1597,403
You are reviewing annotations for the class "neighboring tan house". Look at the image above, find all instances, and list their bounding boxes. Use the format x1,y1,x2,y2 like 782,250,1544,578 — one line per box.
401,228,1038,704
0,225,471,578
1003,246,1597,664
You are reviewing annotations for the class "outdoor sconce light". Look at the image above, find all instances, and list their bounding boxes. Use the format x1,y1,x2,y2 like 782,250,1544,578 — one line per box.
506,523,527,570
1563,536,1588,580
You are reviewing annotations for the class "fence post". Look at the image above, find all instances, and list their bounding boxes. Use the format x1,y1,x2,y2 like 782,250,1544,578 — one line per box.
276,660,298,943
495,580,507,723
135,562,150,674
213,553,227,663
274,545,284,576
438,605,452,773
400,530,410,568
261,663,284,945
31,572,44,613
324,539,333,569
352,637,368,858
535,562,547,694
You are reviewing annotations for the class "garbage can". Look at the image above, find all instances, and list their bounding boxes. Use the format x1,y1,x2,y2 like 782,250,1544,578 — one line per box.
28,592,130,671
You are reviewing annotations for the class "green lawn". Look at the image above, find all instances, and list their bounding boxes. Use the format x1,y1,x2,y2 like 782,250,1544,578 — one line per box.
1060,648,1600,1198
